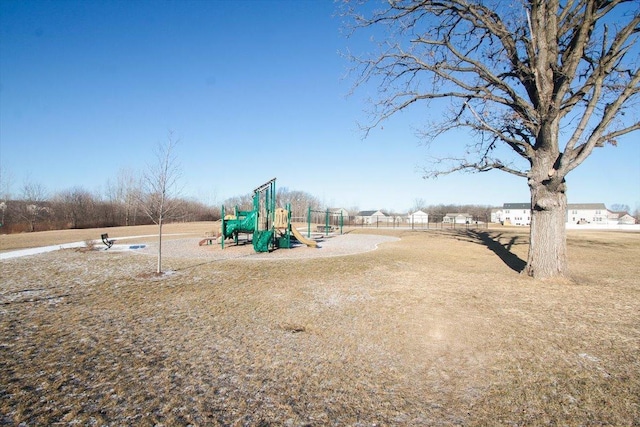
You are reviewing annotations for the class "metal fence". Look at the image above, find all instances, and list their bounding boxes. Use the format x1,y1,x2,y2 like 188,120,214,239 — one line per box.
305,214,490,230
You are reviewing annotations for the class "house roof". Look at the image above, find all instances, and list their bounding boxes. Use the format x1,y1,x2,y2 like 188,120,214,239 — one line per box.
357,210,382,216
445,212,472,217
503,203,530,209
503,202,608,210
611,211,631,217
567,203,607,210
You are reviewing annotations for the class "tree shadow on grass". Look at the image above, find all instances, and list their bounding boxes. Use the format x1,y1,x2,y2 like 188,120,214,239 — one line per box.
458,229,527,273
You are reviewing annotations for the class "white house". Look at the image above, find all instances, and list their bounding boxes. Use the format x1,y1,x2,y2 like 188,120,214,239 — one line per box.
493,202,635,226
501,203,532,226
329,208,349,217
612,212,637,225
443,213,473,224
408,210,429,225
328,208,350,225
566,203,609,224
356,210,387,225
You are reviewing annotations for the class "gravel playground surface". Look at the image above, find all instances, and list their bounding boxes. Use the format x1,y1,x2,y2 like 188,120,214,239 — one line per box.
132,233,400,261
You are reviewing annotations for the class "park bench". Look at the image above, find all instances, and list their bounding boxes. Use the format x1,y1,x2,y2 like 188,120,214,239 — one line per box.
101,233,115,249
316,225,336,233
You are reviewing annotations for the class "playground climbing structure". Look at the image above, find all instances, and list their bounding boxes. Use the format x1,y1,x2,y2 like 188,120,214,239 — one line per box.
219,178,317,253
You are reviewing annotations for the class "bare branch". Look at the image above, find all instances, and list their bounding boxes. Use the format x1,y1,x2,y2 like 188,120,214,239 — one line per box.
346,0,639,179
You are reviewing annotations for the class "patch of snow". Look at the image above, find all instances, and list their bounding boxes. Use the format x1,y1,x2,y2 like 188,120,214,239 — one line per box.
0,234,186,260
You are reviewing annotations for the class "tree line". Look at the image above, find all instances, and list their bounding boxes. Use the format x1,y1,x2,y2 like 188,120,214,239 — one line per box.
0,177,502,234
0,186,218,234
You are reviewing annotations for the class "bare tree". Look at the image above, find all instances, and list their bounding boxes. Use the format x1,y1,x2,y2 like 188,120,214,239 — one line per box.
0,164,12,200
140,131,183,274
412,198,427,212
345,0,640,279
20,180,49,232
223,193,254,212
610,203,631,213
107,168,142,226
0,164,11,229
53,187,96,229
277,187,322,220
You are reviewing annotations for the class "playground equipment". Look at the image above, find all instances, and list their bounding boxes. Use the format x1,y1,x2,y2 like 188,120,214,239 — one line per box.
219,178,317,252
307,207,344,237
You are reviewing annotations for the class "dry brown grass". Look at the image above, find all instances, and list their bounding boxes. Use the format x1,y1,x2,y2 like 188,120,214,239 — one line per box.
1,226,639,426
0,222,218,252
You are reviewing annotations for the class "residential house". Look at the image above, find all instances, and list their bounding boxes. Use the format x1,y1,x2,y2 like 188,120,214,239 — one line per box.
408,210,429,224
501,202,532,226
443,213,473,224
330,207,349,217
493,202,635,226
355,210,387,225
388,212,407,225
328,207,350,225
490,207,503,224
566,203,609,224
611,212,637,225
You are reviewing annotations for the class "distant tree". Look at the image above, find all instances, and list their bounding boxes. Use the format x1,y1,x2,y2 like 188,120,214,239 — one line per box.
0,201,6,230
0,164,10,229
0,164,11,200
346,0,640,279
54,187,96,229
107,168,142,226
178,198,219,222
412,198,427,213
20,180,49,232
277,187,322,220
610,203,631,213
223,193,254,213
140,132,183,274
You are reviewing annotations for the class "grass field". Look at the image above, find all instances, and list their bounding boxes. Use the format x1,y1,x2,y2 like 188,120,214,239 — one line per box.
1,223,639,426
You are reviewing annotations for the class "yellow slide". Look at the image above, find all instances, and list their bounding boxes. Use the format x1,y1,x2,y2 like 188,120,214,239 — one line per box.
290,226,318,248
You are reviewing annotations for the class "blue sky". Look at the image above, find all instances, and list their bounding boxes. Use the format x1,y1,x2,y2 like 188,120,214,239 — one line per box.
1,0,638,213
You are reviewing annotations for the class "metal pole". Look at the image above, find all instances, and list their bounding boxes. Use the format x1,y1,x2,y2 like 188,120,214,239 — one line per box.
325,209,330,236
221,205,225,249
307,206,311,238
234,206,239,245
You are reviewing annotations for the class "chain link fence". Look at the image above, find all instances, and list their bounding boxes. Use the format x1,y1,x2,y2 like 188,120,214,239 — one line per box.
304,214,490,230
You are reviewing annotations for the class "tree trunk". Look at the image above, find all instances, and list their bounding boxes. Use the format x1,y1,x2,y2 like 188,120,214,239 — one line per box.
524,164,568,279
157,219,163,274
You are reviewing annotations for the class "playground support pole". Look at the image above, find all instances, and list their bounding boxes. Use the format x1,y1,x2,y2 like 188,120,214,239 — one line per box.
284,202,291,248
221,205,225,249
234,206,239,245
340,211,343,234
307,206,311,238
325,209,330,236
